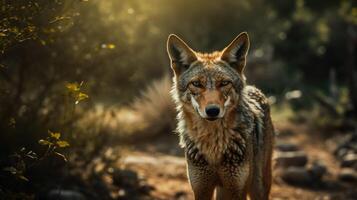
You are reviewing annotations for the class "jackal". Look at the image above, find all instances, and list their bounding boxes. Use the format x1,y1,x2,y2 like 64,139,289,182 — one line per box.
167,32,274,200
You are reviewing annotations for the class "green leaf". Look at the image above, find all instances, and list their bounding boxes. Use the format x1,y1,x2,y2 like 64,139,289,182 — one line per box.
38,139,52,146
8,117,16,127
40,40,46,46
54,152,68,162
66,82,80,92
78,92,89,100
75,92,89,104
3,167,17,174
57,140,69,148
26,154,37,159
18,175,29,182
101,43,116,49
107,44,116,49
49,131,61,140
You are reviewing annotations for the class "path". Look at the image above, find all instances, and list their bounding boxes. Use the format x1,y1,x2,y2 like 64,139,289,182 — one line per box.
117,122,357,200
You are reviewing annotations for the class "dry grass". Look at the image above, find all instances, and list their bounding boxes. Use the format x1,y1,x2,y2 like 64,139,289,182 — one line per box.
78,75,176,142
130,75,176,137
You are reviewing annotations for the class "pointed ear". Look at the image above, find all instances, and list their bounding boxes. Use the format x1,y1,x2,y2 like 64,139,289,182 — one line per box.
221,32,250,74
167,34,197,75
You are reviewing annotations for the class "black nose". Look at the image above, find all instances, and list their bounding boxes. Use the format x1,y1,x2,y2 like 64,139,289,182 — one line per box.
205,105,220,118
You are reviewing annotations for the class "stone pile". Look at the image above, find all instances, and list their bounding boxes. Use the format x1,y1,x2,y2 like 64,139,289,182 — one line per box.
274,142,327,186
334,133,357,182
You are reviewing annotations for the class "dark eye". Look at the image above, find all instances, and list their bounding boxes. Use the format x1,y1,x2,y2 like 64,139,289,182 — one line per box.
220,81,231,87
191,81,203,88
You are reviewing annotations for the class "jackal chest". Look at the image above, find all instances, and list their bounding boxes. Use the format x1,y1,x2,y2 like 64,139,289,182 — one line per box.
183,129,248,166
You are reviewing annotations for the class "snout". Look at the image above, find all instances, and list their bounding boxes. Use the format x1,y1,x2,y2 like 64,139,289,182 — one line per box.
205,104,220,120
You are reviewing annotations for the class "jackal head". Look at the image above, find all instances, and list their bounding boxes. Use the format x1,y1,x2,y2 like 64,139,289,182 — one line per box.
167,32,250,121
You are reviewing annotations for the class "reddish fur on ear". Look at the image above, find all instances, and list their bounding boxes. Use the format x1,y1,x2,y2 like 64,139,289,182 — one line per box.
221,32,250,74
167,34,197,76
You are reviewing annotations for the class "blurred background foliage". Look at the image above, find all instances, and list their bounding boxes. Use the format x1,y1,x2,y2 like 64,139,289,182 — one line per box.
0,0,356,198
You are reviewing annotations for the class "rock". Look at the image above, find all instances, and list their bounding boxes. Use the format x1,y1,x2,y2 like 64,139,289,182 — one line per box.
280,167,312,185
275,151,308,168
341,153,357,168
309,161,327,180
47,189,86,200
338,168,357,182
335,147,350,160
334,134,357,157
275,142,300,152
280,162,327,186
112,169,139,187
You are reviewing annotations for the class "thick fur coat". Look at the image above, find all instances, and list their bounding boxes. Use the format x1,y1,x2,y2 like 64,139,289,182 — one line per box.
167,32,274,200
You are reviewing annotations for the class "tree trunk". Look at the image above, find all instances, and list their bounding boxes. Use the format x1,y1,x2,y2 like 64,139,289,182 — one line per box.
347,24,357,118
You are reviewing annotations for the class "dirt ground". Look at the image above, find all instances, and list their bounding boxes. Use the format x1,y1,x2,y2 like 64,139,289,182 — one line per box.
117,122,357,200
